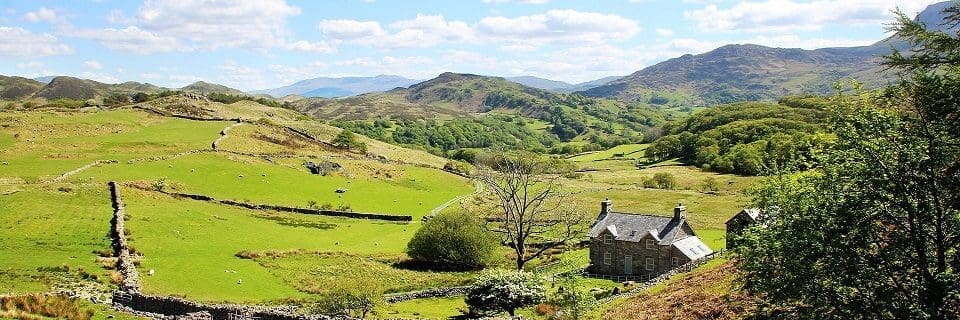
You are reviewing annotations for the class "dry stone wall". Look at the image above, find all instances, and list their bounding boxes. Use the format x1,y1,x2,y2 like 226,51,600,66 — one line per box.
164,191,413,222
107,181,350,320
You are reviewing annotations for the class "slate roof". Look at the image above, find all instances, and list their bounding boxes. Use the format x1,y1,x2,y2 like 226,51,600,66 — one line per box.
673,236,714,260
725,208,761,225
588,212,691,245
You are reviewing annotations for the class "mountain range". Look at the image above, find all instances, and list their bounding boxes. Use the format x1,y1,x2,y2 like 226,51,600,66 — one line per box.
506,76,623,93
581,1,953,104
249,75,421,98
0,75,246,101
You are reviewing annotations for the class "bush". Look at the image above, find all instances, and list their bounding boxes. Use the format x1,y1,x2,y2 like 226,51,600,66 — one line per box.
443,160,473,176
406,211,497,269
653,172,677,189
701,176,720,193
465,269,545,316
308,280,383,319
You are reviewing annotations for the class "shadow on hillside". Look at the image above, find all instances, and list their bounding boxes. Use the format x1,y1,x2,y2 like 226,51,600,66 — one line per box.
252,213,337,230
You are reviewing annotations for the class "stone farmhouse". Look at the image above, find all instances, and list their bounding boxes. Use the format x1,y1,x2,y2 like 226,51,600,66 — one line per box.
725,208,761,248
587,200,713,278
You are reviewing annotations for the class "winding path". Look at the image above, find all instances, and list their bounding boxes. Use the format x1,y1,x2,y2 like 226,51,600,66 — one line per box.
428,180,484,217
211,122,243,151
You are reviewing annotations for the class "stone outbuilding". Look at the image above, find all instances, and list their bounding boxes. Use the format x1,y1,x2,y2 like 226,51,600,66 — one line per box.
587,200,713,278
725,208,761,249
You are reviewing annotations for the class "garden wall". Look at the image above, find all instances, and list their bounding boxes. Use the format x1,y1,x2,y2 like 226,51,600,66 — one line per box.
166,191,413,222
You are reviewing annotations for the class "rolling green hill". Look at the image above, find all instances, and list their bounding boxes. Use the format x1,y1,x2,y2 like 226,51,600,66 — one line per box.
293,72,670,155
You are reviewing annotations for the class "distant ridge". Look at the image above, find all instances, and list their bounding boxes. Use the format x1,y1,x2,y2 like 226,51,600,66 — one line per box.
250,75,420,98
506,75,623,92
581,1,953,104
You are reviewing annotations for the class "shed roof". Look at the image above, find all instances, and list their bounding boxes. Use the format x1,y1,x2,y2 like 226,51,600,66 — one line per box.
673,236,715,260
725,208,761,225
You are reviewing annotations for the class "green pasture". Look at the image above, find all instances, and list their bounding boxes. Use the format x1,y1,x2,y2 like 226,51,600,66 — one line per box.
0,184,113,293
75,152,473,218
251,253,474,294
569,144,649,163
122,188,424,303
0,110,226,181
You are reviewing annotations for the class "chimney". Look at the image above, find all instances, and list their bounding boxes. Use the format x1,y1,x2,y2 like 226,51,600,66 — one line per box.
674,203,686,221
597,199,612,222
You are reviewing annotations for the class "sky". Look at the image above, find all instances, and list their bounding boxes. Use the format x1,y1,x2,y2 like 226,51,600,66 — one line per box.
0,0,941,91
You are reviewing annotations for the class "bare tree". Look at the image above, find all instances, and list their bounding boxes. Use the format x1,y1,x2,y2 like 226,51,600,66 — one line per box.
474,150,589,270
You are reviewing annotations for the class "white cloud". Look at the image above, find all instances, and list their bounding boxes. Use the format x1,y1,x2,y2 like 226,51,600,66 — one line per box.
81,71,119,84
0,27,73,57
482,0,549,4
319,14,474,49
685,0,937,33
134,0,301,50
283,40,336,53
477,10,639,49
67,26,182,54
24,7,59,23
335,56,439,78
84,60,103,70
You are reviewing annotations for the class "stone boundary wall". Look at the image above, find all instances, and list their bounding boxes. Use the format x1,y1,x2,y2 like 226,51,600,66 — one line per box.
596,250,724,304
160,190,413,222
49,159,119,183
108,181,140,292
107,181,349,320
384,286,470,303
285,126,339,149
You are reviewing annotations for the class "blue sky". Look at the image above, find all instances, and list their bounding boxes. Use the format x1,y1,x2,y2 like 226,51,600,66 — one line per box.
0,0,939,91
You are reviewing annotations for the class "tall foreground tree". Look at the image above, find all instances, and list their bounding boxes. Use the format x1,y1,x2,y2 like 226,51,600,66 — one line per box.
475,150,588,270
736,5,960,319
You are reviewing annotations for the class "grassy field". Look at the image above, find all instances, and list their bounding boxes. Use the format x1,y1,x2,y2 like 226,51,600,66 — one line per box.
122,187,427,303
569,144,649,162
75,152,472,218
0,110,227,182
0,184,115,293
251,252,475,294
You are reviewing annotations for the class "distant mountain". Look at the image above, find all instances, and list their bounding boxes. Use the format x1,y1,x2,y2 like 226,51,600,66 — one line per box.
181,81,246,96
582,1,951,104
34,76,115,100
505,75,623,93
290,72,563,120
564,76,623,93
0,76,44,100
250,75,420,98
506,76,573,91
32,76,58,84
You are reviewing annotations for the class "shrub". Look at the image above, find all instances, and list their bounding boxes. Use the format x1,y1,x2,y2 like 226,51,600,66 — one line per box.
151,177,166,192
653,172,677,190
442,160,473,176
701,176,720,193
406,211,497,270
465,269,545,317
308,280,383,319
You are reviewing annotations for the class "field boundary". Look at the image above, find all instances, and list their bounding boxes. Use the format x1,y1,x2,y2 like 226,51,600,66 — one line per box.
107,181,350,320
127,185,414,222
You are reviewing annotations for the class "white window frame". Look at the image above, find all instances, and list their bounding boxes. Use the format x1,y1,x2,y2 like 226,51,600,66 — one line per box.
671,257,680,267
645,257,655,271
645,239,655,249
603,252,612,265
603,234,613,244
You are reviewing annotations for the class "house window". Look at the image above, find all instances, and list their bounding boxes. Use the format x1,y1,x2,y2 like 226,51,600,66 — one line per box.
645,257,655,271
672,257,680,267
603,234,613,244
645,239,655,249
604,252,612,265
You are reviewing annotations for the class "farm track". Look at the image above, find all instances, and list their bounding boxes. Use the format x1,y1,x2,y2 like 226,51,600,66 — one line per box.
428,180,483,217
211,122,243,151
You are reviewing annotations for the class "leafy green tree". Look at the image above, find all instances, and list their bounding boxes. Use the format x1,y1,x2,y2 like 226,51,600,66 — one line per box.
331,129,366,152
406,211,497,269
309,280,383,319
465,269,546,317
737,6,960,319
